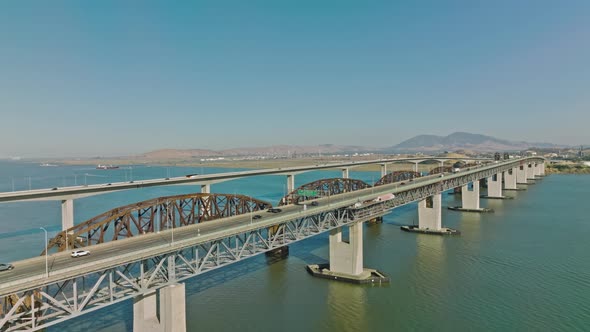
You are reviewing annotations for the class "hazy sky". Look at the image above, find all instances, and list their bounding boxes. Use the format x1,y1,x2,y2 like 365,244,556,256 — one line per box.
1,1,589,157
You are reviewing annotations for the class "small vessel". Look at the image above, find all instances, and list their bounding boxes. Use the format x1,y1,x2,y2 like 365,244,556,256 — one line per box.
96,164,119,170
40,163,58,167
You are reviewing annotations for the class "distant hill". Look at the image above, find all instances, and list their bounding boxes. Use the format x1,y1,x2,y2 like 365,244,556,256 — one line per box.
77,132,565,162
385,132,562,153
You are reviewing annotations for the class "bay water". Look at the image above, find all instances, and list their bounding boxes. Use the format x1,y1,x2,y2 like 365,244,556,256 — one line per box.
0,161,588,331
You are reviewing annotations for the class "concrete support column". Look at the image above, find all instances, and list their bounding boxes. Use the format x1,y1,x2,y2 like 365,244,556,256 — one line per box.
133,284,186,332
540,163,545,176
133,291,160,332
504,168,518,190
200,184,210,194
287,174,295,194
341,168,349,179
418,193,442,231
486,173,503,198
516,165,528,184
159,284,186,332
534,163,541,177
526,163,535,180
380,164,387,177
329,223,363,276
461,181,480,210
61,199,74,231
414,162,419,173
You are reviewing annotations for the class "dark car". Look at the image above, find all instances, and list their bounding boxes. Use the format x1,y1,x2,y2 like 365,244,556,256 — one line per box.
267,208,282,213
311,201,319,206
400,182,405,185
253,215,262,220
0,263,14,272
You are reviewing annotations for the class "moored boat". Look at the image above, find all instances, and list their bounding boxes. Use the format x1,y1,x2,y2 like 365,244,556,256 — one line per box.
96,164,119,170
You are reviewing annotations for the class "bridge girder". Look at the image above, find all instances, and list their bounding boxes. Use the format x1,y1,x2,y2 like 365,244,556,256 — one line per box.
278,178,371,205
374,171,421,186
43,193,272,254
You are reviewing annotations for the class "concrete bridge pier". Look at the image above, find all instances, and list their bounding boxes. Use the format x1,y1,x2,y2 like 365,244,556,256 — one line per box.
306,223,389,283
504,167,519,190
540,162,546,176
449,181,492,212
418,194,442,230
380,164,387,177
287,174,295,194
526,163,536,182
61,199,74,230
516,165,528,185
534,163,543,178
341,168,349,179
61,199,75,250
200,184,210,194
133,284,186,332
483,173,506,199
400,193,459,235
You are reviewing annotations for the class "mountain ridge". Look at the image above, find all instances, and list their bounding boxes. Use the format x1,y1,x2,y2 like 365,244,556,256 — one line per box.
386,132,562,153
118,132,567,160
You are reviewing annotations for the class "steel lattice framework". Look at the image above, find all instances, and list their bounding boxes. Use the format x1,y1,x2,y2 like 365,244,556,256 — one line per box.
43,193,272,254
374,171,421,187
428,166,453,175
0,158,546,332
279,178,371,205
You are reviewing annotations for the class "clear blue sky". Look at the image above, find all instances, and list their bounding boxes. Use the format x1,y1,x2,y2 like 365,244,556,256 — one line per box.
1,0,589,157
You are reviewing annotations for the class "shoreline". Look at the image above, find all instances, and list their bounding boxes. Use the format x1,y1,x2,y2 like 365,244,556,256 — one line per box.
545,165,590,175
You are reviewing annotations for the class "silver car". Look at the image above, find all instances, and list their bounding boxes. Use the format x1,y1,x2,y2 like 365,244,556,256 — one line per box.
0,263,14,272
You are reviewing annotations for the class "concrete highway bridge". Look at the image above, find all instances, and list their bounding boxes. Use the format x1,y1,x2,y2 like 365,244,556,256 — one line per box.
0,157,546,331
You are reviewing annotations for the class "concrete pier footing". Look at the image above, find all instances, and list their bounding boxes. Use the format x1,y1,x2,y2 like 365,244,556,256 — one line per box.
400,225,460,235
308,223,389,283
133,284,186,332
481,195,512,200
306,264,389,284
402,193,460,235
448,206,494,213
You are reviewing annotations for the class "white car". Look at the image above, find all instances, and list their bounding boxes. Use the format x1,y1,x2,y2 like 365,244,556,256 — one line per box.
71,250,90,258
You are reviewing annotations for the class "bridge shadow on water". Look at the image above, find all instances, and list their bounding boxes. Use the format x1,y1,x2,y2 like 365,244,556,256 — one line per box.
56,233,331,332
